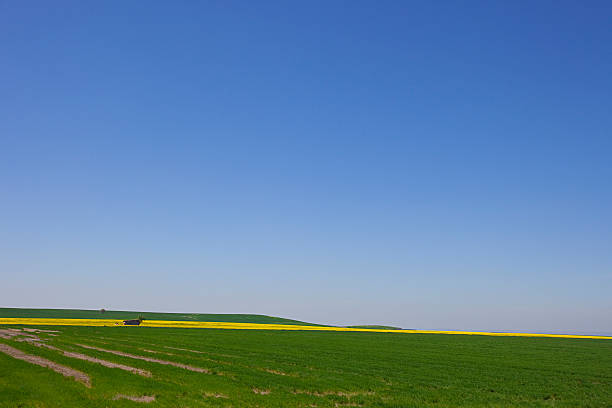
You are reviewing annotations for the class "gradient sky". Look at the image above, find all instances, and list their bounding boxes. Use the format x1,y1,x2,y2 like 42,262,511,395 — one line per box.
1,1,611,334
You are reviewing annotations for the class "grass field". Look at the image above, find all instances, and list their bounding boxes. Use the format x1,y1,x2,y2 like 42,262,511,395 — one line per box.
1,310,611,407
0,308,321,326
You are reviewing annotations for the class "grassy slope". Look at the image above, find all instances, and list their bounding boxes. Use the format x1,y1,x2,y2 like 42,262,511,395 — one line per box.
0,308,321,326
1,324,611,407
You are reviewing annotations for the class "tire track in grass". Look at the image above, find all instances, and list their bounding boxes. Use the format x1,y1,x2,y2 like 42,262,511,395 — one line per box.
0,343,91,387
72,336,237,374
72,332,378,387
8,329,153,378
80,335,242,361
71,333,354,386
113,394,155,403
62,349,152,377
76,343,210,373
164,345,241,359
82,334,350,382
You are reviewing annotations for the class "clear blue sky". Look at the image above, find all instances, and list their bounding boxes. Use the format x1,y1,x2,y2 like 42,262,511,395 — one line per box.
1,1,610,334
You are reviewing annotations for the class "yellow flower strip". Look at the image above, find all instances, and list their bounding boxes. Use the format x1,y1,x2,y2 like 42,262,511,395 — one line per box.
0,318,610,340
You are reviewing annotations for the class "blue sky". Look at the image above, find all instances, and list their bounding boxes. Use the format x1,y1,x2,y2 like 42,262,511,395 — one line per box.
1,1,611,334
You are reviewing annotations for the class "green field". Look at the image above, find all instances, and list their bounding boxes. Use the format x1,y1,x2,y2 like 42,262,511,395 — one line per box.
1,310,611,407
0,308,320,326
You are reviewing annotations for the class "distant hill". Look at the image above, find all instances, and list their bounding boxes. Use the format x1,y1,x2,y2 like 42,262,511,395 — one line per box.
346,325,404,330
0,308,323,326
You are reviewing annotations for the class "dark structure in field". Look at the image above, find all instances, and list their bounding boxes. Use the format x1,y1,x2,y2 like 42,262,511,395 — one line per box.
123,319,141,326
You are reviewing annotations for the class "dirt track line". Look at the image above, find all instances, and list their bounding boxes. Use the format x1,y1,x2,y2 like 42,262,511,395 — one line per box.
142,348,175,356
165,346,205,354
113,394,155,403
11,337,152,377
203,392,228,399
0,343,91,387
21,328,60,333
76,344,210,373
252,388,271,395
7,336,145,377
63,350,152,377
0,329,39,340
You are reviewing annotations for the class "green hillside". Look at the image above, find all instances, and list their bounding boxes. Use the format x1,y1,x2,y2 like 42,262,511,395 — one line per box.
0,308,321,326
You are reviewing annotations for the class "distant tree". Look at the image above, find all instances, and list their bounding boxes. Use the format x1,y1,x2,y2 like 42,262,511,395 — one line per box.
100,308,106,314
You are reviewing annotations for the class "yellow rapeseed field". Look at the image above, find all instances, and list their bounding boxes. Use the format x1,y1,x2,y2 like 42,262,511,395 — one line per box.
0,318,610,339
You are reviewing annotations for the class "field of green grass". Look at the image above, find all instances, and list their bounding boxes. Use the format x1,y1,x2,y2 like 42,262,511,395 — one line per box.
1,314,611,407
0,308,320,325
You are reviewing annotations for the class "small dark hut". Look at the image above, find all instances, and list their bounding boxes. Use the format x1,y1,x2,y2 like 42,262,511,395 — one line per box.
123,319,141,326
